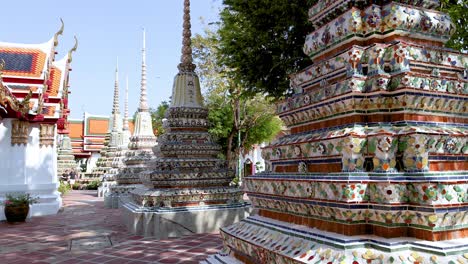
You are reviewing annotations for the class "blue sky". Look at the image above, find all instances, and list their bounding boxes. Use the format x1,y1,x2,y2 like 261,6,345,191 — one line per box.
1,0,221,119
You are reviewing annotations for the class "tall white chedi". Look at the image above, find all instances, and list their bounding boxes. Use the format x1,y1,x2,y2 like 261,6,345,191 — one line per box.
90,65,122,179
121,76,131,148
97,64,129,197
105,29,158,208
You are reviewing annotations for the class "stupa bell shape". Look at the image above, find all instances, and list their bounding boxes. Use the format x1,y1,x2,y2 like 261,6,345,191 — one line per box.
170,72,203,108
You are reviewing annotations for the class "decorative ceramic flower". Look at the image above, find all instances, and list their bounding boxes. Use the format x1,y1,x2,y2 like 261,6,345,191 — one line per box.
419,15,433,31
382,185,399,202
366,12,380,28
275,148,282,159
377,136,393,153
427,214,438,224
444,138,458,153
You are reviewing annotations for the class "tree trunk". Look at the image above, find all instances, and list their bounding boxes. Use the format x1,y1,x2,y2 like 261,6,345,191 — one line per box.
226,131,236,169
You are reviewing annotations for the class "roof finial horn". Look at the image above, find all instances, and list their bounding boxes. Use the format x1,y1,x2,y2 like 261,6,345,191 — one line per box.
54,18,65,47
67,36,78,63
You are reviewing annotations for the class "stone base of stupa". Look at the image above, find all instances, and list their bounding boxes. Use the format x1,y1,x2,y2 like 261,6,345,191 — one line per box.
98,180,116,198
120,198,251,239
206,215,468,264
104,184,142,209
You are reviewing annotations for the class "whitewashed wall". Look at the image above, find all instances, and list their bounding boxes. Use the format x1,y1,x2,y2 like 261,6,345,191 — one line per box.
0,118,62,220
241,143,266,176
87,152,101,172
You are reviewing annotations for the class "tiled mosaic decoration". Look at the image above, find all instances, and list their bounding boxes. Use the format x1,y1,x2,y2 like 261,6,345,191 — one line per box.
210,0,468,262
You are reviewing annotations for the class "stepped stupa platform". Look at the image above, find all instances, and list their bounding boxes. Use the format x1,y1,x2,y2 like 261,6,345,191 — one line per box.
207,0,468,263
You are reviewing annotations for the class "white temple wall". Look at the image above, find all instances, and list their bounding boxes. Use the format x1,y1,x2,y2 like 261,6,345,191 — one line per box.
87,152,101,172
241,143,266,176
0,118,61,220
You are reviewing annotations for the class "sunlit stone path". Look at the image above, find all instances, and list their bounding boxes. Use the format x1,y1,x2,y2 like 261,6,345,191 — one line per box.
0,190,222,264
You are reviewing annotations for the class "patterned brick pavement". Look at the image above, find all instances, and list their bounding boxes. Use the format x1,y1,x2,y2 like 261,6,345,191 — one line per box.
0,191,222,264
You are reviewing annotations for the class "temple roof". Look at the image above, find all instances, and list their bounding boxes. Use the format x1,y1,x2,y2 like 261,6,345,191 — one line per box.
85,115,110,136
69,120,84,139
0,20,76,123
0,38,55,80
69,114,135,156
50,54,69,98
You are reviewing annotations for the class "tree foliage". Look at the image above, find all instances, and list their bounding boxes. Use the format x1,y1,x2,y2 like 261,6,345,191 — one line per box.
218,0,314,99
151,101,169,136
193,27,283,165
440,0,467,51
218,0,466,101
205,83,283,163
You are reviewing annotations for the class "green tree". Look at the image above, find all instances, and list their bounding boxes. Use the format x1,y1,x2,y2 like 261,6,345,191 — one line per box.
218,0,314,99
218,0,466,101
440,0,467,51
206,81,282,165
151,101,169,136
193,27,283,167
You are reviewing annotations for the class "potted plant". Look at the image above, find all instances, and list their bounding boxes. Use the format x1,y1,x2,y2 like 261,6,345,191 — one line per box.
3,193,38,223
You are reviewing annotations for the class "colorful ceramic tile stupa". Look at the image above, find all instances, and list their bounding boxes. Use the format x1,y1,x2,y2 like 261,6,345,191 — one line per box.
121,0,249,239
106,30,158,209
206,0,468,263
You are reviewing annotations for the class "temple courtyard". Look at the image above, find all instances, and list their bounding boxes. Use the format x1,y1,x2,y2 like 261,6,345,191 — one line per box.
0,191,222,264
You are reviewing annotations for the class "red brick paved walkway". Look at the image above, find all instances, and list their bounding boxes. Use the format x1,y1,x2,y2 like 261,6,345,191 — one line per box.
0,191,222,264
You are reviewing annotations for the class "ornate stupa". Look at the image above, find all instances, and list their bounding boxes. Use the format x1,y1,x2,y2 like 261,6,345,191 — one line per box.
121,0,249,238
57,134,77,177
93,65,127,196
106,30,158,208
206,0,468,263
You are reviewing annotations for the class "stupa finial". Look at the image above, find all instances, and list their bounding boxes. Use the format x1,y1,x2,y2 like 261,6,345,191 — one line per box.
139,28,149,112
123,75,129,131
177,0,196,73
112,61,120,131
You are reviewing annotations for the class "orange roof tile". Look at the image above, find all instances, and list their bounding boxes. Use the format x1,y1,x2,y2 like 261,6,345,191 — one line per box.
87,119,109,135
129,120,135,134
69,122,83,139
0,48,47,78
48,66,62,97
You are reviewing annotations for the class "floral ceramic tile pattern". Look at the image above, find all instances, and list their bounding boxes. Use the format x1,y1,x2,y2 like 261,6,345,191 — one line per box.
208,0,468,263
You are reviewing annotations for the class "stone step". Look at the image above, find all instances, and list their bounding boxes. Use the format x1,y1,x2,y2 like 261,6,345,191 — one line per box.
201,254,242,264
